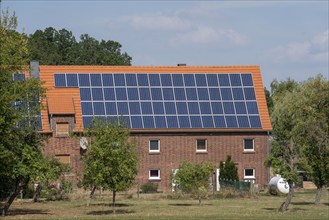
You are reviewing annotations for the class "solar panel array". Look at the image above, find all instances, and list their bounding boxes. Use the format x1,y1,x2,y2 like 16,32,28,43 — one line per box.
54,73,262,129
13,73,43,130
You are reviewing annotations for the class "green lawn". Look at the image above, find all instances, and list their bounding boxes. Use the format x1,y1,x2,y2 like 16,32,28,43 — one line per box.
2,189,329,220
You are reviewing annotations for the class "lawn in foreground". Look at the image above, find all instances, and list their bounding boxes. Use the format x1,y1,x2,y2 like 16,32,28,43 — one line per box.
2,189,329,220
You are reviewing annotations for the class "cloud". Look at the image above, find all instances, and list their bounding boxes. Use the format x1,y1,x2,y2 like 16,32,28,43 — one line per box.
126,14,192,31
171,25,248,46
266,30,329,63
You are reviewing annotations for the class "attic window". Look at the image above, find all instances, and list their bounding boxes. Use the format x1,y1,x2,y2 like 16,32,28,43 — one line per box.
56,123,69,136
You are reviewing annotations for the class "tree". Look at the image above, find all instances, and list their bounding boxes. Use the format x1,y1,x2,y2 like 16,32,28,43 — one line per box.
219,155,239,181
28,27,132,65
171,161,214,205
292,75,329,205
0,9,63,216
266,79,302,212
267,75,329,210
82,118,138,212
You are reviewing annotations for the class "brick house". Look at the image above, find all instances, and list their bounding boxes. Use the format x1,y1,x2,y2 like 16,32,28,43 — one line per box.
34,64,271,192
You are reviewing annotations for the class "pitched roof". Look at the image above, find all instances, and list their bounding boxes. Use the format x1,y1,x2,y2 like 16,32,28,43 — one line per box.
39,65,272,132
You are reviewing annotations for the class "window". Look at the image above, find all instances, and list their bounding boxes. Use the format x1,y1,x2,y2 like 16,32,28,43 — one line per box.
56,123,69,136
149,169,160,180
244,139,254,151
149,140,160,153
196,139,207,152
244,168,255,179
55,155,70,164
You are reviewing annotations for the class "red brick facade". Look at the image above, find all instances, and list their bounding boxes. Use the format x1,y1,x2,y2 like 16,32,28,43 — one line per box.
43,117,270,192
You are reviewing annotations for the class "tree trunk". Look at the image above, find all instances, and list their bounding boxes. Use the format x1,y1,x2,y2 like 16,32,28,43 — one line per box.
315,186,322,205
2,180,22,216
33,183,42,202
112,190,116,214
86,186,96,207
279,182,294,212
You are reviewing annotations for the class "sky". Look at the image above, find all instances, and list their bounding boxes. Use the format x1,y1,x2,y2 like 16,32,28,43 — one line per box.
2,0,328,88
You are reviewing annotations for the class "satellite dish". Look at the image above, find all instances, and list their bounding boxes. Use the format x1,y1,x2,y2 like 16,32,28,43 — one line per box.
268,175,289,194
80,137,88,150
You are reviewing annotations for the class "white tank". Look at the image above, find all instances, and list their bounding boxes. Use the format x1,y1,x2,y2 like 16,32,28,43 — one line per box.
268,175,289,194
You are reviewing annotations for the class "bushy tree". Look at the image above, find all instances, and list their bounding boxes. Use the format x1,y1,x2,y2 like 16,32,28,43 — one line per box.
219,155,239,181
171,161,214,205
82,118,138,212
28,27,132,65
267,75,329,211
292,76,329,205
0,9,64,216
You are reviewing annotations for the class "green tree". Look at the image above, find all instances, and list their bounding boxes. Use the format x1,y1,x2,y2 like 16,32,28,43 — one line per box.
267,76,329,210
266,79,302,212
82,118,138,212
171,161,214,205
219,155,239,181
292,75,329,205
0,9,64,216
28,27,132,65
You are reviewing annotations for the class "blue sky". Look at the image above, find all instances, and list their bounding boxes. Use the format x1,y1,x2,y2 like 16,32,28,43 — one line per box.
2,0,328,88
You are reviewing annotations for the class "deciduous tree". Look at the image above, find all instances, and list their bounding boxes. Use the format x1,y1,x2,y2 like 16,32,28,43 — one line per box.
82,118,138,213
171,161,214,205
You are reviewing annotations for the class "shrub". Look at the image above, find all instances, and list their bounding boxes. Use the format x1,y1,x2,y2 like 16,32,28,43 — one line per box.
141,182,158,193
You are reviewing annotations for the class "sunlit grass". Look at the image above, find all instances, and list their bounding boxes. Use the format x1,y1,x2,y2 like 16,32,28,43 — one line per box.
3,189,328,220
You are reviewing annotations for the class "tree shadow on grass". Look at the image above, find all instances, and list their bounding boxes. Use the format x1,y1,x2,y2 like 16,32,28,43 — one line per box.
291,202,314,205
87,209,135,215
6,208,50,216
262,208,278,211
89,203,131,207
168,203,193,207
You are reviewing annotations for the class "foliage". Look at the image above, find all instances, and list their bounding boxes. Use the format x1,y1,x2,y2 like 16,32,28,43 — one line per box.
266,75,329,210
171,161,214,205
0,9,65,215
219,155,239,181
28,27,132,65
140,182,158,194
82,118,138,209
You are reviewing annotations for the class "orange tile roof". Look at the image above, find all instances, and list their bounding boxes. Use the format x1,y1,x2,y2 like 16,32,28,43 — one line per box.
47,93,75,114
39,65,272,133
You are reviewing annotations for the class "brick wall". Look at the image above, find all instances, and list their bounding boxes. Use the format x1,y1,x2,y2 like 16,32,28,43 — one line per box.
132,131,270,191
43,123,270,191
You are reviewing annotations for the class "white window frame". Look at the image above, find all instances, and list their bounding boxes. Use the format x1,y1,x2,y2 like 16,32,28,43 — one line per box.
244,168,255,179
149,140,160,153
196,139,207,152
243,139,254,152
149,169,160,180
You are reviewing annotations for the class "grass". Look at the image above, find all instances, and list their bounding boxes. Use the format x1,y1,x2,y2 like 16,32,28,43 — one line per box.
1,189,328,220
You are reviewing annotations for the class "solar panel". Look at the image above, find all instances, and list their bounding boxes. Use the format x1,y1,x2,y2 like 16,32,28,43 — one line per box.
78,74,90,87
66,74,78,87
126,74,137,86
13,73,26,81
80,88,92,101
102,74,114,86
54,74,66,87
152,102,165,114
183,74,195,86
195,74,207,87
241,74,253,86
92,88,103,100
55,73,263,129
90,74,102,86
160,74,172,86
230,74,242,86
93,102,105,115
104,88,115,100
149,74,161,86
